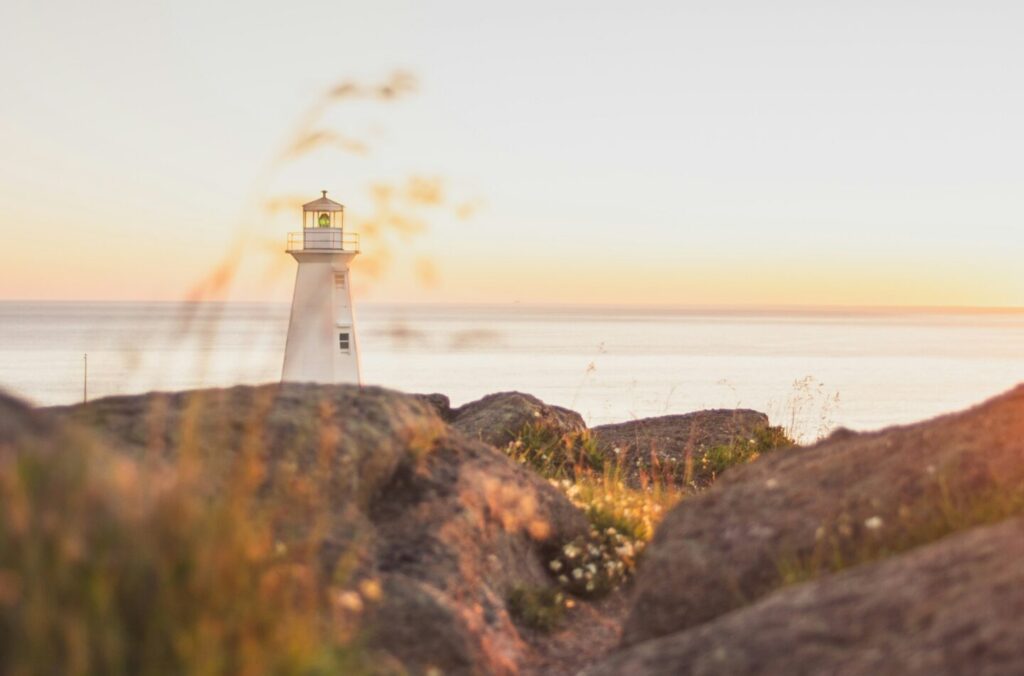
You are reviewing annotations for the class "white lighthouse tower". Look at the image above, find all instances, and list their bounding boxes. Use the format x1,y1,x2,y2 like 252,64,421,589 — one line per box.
281,190,362,384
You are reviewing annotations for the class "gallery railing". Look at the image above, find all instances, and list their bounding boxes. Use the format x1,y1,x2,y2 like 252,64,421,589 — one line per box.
286,229,360,253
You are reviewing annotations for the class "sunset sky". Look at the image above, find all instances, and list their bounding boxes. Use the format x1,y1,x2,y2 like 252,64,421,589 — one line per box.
1,1,1022,307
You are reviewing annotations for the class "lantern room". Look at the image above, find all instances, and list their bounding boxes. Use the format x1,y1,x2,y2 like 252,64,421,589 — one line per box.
288,190,360,253
302,190,344,229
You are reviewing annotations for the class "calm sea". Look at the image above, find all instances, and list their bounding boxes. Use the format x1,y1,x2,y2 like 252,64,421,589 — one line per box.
1,301,1022,441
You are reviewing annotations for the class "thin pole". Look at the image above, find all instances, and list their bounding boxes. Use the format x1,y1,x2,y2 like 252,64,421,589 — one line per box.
83,353,88,403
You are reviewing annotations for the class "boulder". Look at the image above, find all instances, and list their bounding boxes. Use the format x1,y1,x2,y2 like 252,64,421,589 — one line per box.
585,516,1024,675
41,384,590,675
0,390,57,444
621,385,1024,646
591,409,775,488
413,392,453,421
451,392,586,448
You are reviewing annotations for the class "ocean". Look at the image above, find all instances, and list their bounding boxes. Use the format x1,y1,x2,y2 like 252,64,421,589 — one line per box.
1,301,1022,442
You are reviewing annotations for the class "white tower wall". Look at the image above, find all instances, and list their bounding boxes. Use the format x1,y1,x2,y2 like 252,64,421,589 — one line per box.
281,249,361,384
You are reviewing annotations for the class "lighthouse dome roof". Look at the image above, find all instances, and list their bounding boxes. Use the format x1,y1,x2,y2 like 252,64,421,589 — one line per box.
302,191,344,212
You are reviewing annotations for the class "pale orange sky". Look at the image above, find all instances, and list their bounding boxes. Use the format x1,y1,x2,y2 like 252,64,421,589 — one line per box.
1,1,1022,308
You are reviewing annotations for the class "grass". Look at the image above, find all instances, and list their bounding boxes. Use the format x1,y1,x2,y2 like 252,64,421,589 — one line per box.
503,420,694,605
699,425,793,483
502,422,794,599
504,424,686,598
776,470,1024,586
0,418,392,676
565,474,676,542
504,423,606,480
506,586,566,632
544,475,677,598
584,424,794,491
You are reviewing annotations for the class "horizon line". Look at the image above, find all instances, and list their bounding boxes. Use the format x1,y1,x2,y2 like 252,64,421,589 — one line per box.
2,298,1023,315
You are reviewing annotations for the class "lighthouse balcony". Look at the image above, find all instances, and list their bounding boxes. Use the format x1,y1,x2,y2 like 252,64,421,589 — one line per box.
287,229,360,253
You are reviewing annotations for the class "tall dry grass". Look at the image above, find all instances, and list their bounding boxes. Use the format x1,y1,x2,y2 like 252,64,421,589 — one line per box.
0,393,396,676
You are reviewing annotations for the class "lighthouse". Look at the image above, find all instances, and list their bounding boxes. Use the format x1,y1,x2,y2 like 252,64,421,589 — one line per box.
281,191,361,384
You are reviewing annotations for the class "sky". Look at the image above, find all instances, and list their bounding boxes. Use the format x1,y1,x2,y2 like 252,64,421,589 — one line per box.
0,0,1022,307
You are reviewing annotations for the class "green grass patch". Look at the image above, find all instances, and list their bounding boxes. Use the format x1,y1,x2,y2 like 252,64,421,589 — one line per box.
697,425,793,484
504,423,606,480
506,585,566,632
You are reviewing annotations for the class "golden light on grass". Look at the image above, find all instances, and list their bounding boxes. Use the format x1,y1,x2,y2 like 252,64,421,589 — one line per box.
0,402,376,674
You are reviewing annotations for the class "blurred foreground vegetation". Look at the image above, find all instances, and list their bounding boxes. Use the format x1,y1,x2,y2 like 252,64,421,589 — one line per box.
0,401,390,676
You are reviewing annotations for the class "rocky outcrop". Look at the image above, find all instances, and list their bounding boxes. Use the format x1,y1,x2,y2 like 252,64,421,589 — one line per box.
591,409,775,488
20,381,1024,675
451,391,586,448
621,385,1024,646
585,515,1024,676
0,390,54,442
46,385,590,675
413,392,453,420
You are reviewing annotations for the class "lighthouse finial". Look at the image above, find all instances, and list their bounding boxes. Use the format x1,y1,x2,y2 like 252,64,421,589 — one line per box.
322,190,328,198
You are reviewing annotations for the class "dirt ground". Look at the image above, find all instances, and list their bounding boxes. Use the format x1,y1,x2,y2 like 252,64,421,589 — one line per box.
519,589,630,676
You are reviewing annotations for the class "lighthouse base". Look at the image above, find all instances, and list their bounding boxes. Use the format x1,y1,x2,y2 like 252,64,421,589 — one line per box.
281,251,361,385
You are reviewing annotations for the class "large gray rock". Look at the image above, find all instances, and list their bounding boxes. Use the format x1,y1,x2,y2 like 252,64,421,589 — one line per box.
585,516,1024,676
451,391,586,448
43,384,590,675
621,385,1024,646
591,409,775,488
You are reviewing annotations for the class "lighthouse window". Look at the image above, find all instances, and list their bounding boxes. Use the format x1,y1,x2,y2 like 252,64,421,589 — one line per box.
334,273,346,288
338,332,350,351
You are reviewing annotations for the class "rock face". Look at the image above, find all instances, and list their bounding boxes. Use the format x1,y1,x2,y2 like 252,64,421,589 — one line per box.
451,391,587,448
590,409,773,487
621,385,1024,647
47,384,589,675
585,515,1024,676
20,381,1024,675
0,390,53,442
413,392,453,420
